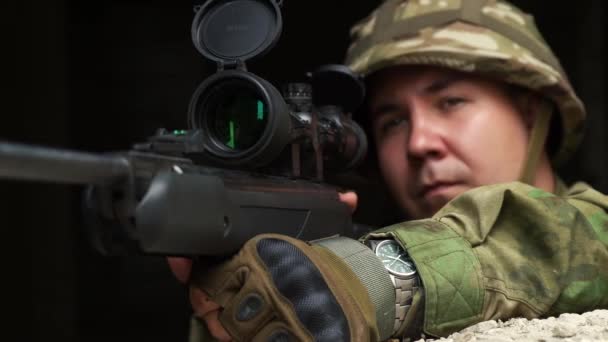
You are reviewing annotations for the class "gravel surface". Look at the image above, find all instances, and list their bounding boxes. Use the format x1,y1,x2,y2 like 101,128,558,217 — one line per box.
417,310,608,342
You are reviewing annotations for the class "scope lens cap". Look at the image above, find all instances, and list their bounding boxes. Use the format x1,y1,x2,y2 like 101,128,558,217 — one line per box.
311,64,366,113
192,0,282,63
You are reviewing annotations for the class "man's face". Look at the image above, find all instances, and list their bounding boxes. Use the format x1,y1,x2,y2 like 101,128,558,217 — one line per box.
368,66,532,219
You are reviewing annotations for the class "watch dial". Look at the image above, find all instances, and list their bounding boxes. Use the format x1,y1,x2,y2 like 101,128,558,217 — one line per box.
375,240,416,277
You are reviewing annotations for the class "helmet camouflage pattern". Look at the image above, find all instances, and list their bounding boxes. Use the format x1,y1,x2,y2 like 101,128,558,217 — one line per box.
345,0,586,165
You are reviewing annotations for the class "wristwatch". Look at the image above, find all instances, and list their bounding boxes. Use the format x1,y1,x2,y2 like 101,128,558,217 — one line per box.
367,239,421,335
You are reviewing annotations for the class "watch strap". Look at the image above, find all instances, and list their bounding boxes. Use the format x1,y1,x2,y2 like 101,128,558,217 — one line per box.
367,238,424,338
393,275,421,335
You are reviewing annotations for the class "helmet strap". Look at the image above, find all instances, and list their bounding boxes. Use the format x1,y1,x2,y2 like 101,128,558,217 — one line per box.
519,101,552,184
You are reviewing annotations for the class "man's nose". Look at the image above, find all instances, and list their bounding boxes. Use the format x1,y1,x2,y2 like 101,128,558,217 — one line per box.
407,114,445,159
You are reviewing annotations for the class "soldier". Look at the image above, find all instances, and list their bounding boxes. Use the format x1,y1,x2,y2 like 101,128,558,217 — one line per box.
173,0,608,340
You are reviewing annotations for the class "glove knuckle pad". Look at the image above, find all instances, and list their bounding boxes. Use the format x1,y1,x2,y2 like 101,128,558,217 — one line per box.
256,238,351,341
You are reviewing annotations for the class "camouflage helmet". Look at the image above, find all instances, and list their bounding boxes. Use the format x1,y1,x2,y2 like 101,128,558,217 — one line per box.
345,0,586,166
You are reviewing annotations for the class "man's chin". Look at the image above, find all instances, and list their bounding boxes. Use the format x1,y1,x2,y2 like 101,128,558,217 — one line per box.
420,184,469,216
406,199,449,219
426,197,451,216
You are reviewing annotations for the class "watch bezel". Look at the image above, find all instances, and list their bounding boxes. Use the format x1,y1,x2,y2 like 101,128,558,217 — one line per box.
374,239,417,277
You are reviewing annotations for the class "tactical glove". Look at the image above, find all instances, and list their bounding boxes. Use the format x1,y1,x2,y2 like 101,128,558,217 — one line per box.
189,234,400,342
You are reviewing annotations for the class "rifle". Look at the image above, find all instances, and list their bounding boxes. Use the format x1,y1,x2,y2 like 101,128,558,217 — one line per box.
0,0,370,257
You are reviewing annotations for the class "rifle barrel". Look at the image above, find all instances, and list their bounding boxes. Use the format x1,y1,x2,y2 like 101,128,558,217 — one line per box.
0,141,130,185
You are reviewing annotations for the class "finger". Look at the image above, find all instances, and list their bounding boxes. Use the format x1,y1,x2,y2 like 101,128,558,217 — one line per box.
190,288,232,341
190,287,222,316
338,191,358,214
203,310,232,342
167,257,192,284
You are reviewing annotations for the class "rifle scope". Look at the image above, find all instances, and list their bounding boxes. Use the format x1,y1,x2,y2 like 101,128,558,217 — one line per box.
188,69,291,168
188,0,367,174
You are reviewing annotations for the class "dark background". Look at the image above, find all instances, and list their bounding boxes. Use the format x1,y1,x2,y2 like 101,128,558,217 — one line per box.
3,1,606,341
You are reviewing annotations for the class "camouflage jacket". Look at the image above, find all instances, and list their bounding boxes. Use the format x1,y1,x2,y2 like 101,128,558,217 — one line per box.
189,180,608,340
366,180,608,337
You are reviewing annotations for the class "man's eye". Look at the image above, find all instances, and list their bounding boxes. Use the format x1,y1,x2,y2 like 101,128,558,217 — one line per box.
381,117,407,133
438,97,466,111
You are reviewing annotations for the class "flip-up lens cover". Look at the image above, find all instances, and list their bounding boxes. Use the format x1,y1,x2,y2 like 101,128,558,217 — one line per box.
192,0,282,63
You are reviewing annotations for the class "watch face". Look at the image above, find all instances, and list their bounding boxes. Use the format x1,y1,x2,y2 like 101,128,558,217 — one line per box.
375,240,417,277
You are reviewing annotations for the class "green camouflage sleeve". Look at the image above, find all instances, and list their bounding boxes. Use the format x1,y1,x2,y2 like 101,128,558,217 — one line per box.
368,181,608,337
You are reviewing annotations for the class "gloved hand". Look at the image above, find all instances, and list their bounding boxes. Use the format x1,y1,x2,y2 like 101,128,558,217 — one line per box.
188,233,396,342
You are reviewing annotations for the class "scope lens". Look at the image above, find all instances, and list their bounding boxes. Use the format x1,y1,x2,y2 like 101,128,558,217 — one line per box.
205,82,269,152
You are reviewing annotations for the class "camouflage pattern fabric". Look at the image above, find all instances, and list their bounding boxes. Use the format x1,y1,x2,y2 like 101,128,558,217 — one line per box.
365,180,608,337
188,181,608,340
345,0,586,166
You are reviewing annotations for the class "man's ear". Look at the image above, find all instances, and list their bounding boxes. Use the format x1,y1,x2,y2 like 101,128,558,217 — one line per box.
519,92,548,130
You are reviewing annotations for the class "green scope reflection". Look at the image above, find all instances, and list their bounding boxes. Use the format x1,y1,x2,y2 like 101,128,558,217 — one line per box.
206,84,269,152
